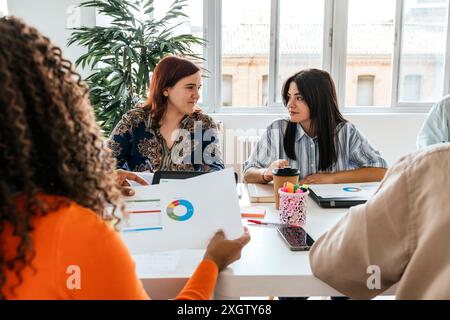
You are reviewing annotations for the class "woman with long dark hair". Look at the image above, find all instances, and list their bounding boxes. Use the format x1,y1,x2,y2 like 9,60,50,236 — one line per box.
108,56,223,172
244,69,387,184
0,16,249,299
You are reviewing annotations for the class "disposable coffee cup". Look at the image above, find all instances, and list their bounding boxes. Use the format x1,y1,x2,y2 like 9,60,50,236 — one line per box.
272,167,300,209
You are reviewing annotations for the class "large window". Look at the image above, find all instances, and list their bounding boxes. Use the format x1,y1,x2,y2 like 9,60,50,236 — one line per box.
205,0,450,112
99,0,450,112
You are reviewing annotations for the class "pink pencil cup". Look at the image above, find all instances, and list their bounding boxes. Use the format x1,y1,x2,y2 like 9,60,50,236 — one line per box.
278,189,309,227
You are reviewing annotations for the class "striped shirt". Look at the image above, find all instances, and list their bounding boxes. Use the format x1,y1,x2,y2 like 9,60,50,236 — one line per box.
243,119,388,179
417,94,450,149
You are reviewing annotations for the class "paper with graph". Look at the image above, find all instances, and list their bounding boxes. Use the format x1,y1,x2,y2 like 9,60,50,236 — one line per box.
120,168,243,252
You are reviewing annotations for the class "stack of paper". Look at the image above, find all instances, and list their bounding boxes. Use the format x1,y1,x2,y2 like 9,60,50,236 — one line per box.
247,183,275,203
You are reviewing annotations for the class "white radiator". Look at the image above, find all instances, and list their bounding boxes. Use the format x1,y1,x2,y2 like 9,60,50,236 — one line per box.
214,120,260,181
234,136,259,181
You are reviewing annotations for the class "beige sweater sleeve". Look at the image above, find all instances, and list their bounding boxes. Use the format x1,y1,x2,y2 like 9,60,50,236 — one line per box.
309,159,415,299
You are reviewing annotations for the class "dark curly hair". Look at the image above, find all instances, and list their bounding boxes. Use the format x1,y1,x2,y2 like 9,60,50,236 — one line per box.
0,16,123,299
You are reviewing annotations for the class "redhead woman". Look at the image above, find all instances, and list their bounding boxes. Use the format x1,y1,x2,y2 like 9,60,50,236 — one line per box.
108,56,223,172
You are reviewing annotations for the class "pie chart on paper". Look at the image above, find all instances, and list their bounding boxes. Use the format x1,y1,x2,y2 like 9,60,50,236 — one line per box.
166,199,195,221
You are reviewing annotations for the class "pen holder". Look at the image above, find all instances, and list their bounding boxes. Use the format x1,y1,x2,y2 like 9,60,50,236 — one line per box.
278,189,309,227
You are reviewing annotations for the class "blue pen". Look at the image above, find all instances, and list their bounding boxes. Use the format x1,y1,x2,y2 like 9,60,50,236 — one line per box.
145,159,153,173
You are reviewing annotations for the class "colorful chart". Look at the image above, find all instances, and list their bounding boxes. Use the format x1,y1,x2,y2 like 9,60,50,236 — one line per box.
342,187,363,193
166,199,194,221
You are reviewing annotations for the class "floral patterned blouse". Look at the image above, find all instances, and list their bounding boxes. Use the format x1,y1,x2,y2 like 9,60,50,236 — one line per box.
107,107,224,172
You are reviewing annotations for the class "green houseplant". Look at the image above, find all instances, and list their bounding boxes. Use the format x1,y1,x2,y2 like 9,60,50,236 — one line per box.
68,0,205,134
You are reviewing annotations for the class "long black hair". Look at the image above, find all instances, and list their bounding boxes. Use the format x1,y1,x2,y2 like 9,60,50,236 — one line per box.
282,69,346,171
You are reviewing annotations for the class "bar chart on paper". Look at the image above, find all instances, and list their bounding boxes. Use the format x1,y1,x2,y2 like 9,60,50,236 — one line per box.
122,198,163,232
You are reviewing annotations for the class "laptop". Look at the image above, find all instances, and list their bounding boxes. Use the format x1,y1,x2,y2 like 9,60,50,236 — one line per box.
152,170,206,184
152,171,238,185
309,182,380,208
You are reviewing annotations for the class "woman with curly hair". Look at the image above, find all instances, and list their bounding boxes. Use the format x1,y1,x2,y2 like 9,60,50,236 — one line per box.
0,16,249,300
108,56,224,173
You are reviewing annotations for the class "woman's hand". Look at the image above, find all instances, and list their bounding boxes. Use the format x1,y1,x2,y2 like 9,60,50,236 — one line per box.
262,159,289,182
116,169,149,196
300,173,336,185
203,227,251,272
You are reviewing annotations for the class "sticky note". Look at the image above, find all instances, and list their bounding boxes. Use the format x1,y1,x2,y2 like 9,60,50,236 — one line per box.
240,206,266,218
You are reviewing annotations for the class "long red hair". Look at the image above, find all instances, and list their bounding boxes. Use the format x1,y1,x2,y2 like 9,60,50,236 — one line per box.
143,56,200,123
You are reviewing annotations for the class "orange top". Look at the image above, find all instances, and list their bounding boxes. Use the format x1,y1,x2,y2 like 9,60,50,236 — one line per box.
2,195,218,300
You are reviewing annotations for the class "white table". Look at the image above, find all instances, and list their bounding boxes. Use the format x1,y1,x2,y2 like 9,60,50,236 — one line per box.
214,184,347,299
127,184,395,299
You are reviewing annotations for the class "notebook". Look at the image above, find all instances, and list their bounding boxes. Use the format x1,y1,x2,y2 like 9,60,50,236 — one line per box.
247,183,275,203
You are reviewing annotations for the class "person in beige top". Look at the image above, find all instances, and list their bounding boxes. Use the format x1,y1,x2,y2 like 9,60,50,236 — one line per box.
310,143,450,300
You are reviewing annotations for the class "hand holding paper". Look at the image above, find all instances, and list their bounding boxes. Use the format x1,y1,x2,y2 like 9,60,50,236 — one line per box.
121,169,244,252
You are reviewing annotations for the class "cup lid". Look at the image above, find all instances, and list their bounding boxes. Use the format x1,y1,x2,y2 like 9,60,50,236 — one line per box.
272,167,300,177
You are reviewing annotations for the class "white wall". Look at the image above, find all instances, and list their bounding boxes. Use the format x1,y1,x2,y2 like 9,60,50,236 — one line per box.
7,0,95,77
212,113,427,167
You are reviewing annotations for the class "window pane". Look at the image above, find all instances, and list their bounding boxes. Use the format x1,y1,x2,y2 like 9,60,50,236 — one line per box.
345,0,396,107
222,0,271,107
398,0,449,103
276,0,325,103
153,0,204,105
